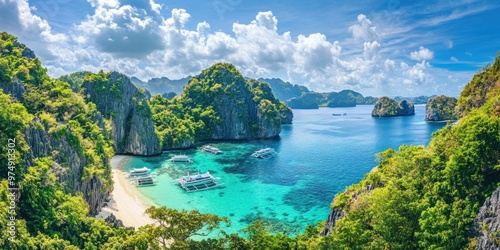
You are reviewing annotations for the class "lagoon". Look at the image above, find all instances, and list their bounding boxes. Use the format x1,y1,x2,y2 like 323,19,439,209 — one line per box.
121,105,446,236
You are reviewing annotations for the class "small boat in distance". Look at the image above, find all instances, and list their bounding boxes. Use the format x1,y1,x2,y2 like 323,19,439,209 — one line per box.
169,154,193,163
176,172,222,192
134,175,155,186
251,147,277,159
201,145,223,154
129,167,151,177
332,113,347,116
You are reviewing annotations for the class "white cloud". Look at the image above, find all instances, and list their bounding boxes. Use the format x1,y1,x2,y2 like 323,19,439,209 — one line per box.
75,2,164,58
0,2,470,96
410,46,434,61
349,14,378,42
446,40,453,49
0,0,67,60
149,0,162,14
451,56,459,62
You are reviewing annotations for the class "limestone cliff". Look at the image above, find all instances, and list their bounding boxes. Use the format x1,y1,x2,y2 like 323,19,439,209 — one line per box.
471,187,500,249
321,184,376,236
182,63,293,140
82,71,161,155
24,118,111,215
371,96,415,117
425,95,458,121
0,77,26,101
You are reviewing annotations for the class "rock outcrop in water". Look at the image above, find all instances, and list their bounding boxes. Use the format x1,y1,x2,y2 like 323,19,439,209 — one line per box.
82,71,161,156
183,63,293,140
470,187,500,249
371,96,415,117
425,95,458,121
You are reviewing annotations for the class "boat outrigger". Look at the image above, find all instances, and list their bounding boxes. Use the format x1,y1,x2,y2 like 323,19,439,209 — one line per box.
176,172,222,192
133,175,155,186
201,145,223,154
251,147,277,158
169,155,193,163
129,167,151,177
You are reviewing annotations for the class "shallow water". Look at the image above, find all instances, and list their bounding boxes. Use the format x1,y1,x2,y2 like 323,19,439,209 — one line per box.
123,105,445,236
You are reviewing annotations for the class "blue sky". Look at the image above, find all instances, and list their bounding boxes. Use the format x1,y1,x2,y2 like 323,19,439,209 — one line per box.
1,0,499,96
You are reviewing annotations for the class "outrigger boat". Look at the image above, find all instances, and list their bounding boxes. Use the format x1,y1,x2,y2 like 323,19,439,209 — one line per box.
169,154,193,163
201,145,223,154
133,175,155,186
129,167,151,177
175,172,222,192
251,147,277,159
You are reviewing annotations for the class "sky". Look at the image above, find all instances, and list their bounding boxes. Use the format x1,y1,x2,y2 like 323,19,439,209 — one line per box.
0,0,499,96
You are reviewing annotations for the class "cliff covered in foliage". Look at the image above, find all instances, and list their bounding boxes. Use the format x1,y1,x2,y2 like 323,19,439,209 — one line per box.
319,52,500,249
371,96,415,117
425,95,458,121
149,63,293,149
0,32,125,248
81,71,161,155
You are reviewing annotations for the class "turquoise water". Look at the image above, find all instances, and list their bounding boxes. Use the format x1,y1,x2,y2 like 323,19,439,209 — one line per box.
122,105,446,236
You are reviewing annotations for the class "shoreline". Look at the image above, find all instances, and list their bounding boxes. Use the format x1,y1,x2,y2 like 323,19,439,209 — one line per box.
96,155,155,229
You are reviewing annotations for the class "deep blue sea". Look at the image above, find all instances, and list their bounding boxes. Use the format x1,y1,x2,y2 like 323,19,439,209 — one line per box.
122,105,445,236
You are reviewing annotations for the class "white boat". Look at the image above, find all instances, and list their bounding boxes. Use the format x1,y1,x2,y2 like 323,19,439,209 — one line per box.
129,167,151,177
176,172,222,192
201,145,223,154
134,175,155,186
251,147,277,158
169,154,192,163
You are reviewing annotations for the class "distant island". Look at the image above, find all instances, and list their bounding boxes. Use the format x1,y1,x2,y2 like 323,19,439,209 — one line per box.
128,74,440,110
371,96,415,117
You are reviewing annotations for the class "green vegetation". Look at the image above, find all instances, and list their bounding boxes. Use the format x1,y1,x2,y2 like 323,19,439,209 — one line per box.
149,63,291,149
425,95,458,121
285,89,378,109
456,52,500,118
0,32,116,248
2,31,500,249
371,96,415,117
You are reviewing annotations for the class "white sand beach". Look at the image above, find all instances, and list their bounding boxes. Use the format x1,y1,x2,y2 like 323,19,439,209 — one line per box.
97,155,155,229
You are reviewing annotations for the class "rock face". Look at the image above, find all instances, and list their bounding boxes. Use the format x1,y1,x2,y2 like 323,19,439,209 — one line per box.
320,208,344,236
82,72,161,156
24,118,110,215
280,106,293,124
471,187,500,250
371,96,415,117
183,63,292,140
0,77,26,101
425,95,458,121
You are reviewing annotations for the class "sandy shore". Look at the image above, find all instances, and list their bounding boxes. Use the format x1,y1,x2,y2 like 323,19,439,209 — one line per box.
96,155,155,229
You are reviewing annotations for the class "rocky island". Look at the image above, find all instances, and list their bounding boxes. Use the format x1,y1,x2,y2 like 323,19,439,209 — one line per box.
149,63,293,149
425,95,458,121
371,96,415,117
